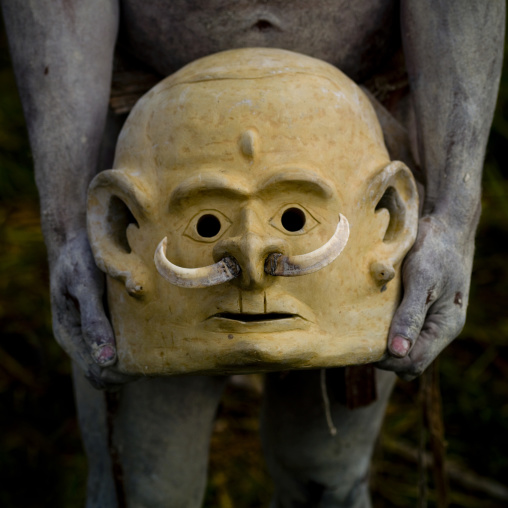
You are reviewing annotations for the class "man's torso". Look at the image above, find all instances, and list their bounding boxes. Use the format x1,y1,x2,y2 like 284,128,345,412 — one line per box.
119,0,401,82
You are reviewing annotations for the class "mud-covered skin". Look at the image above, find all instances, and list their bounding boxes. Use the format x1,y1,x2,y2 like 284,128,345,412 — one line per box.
379,215,476,380
1,0,122,387
119,0,399,81
50,231,132,388
377,2,505,380
1,1,505,506
262,369,396,508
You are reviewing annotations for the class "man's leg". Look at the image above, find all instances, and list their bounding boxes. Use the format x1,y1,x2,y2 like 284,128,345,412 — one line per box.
261,368,395,508
73,366,226,508
73,363,118,508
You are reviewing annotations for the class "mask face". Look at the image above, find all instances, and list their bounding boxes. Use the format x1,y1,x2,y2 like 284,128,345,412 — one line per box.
87,48,418,375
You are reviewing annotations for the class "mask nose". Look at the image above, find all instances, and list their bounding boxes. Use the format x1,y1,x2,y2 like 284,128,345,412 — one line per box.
213,207,287,290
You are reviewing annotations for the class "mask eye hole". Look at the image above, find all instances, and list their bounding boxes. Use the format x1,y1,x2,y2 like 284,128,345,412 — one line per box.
184,210,232,243
281,207,306,232
196,214,222,238
270,204,319,235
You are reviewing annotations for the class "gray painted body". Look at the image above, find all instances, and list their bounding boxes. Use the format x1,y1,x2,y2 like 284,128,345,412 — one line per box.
1,1,505,506
119,0,399,81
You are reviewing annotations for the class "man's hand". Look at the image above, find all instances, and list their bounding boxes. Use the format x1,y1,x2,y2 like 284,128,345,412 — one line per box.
50,230,132,389
377,215,475,380
386,1,504,381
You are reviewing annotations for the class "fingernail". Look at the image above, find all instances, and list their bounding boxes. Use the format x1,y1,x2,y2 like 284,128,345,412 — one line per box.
390,336,411,358
93,344,117,366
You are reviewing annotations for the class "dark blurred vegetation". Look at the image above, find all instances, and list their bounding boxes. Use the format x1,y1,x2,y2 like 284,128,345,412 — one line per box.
1,17,507,508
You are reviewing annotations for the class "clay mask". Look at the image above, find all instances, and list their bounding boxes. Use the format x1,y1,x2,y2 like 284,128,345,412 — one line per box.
87,48,418,375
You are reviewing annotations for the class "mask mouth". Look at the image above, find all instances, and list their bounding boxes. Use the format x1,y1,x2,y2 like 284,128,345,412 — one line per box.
209,312,297,322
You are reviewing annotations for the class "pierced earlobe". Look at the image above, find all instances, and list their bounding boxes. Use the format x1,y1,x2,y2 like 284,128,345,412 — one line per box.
370,261,395,286
125,276,146,297
95,257,152,299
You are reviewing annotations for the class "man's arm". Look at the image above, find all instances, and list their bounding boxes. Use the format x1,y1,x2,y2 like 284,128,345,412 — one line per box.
1,0,125,386
378,0,505,378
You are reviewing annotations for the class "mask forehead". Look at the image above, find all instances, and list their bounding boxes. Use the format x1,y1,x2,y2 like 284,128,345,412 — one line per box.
116,73,389,198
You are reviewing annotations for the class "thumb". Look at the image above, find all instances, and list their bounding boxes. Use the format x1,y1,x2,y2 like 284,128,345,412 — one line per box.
80,293,117,366
388,284,435,358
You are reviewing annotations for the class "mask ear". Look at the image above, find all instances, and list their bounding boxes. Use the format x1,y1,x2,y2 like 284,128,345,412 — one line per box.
367,161,419,287
87,170,154,297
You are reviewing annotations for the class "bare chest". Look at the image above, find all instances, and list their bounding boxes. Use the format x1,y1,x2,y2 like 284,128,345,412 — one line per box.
119,0,400,81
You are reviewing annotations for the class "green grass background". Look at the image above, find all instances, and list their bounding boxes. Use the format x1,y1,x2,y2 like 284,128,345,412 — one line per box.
1,19,508,508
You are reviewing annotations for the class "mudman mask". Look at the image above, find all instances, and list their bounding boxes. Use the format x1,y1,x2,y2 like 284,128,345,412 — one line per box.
87,48,418,375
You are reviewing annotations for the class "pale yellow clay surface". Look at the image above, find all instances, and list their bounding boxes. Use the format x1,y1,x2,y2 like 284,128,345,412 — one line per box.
87,48,418,375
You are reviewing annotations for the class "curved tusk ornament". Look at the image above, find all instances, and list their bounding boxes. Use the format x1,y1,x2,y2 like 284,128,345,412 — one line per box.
154,237,241,288
265,213,350,277
154,213,349,287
